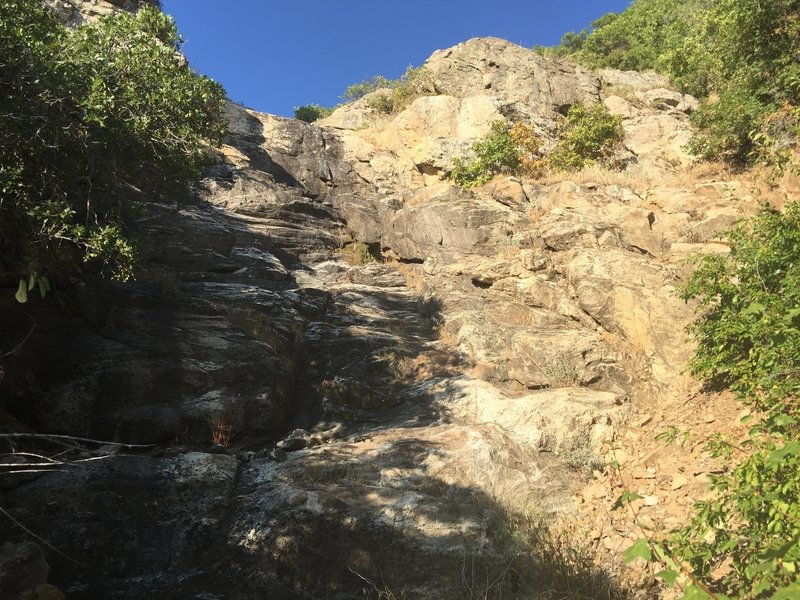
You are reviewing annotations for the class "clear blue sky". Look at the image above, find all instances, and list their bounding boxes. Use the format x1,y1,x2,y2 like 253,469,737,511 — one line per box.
160,1,632,117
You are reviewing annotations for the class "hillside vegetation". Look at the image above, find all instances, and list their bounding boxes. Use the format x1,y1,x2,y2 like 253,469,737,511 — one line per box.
536,1,800,598
541,0,799,168
0,0,225,288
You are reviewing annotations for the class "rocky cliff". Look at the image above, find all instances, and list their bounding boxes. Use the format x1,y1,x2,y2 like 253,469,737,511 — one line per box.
1,6,788,599
45,0,157,23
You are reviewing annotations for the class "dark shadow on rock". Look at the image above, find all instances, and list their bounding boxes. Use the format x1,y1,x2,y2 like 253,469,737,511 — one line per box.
0,192,317,446
0,448,635,599
221,108,303,190
220,103,359,199
0,105,629,599
0,173,474,599
212,468,637,600
292,287,454,434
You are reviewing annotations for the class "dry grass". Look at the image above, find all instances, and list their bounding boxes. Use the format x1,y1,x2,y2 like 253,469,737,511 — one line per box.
528,160,739,199
602,83,642,105
285,461,374,486
208,398,245,448
340,241,376,266
434,322,461,353
563,431,607,476
535,352,584,388
382,257,427,292
599,330,651,383
534,164,655,195
492,512,637,600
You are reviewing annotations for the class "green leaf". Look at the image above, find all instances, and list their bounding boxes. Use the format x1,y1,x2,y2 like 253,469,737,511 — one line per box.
681,584,721,600
27,272,35,291
771,582,800,600
15,279,28,304
652,542,681,572
623,538,651,564
655,568,679,587
758,535,800,561
770,414,796,428
766,442,800,467
742,302,766,316
38,277,49,299
612,490,643,510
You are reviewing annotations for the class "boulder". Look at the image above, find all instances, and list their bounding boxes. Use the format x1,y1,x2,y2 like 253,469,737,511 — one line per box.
0,542,49,598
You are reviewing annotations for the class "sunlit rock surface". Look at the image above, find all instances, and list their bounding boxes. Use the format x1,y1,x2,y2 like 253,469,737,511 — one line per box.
1,16,761,599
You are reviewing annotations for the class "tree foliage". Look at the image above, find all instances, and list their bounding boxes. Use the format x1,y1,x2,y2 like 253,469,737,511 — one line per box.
293,104,335,123
547,103,624,172
0,0,225,287
548,0,800,168
624,205,800,598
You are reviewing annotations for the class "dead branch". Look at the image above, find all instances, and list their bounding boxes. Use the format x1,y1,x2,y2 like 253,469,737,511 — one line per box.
0,311,37,359
0,505,84,565
0,433,156,449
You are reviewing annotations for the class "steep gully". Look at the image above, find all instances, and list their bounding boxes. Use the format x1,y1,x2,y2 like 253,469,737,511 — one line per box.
0,31,768,600
0,102,599,600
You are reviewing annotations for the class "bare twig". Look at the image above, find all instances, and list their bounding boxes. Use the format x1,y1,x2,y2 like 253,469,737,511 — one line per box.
0,462,68,468
0,505,84,565
0,311,37,359
0,452,59,463
0,468,63,474
0,433,155,449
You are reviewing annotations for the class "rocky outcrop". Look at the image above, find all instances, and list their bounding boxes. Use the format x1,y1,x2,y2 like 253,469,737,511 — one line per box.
322,37,698,193
425,37,601,125
0,34,759,599
0,542,64,600
45,0,157,24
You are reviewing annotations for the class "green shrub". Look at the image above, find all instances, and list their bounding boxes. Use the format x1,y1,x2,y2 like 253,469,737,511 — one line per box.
448,121,547,187
342,65,436,114
0,0,225,286
342,75,393,103
388,65,437,112
547,103,624,172
545,0,800,168
340,242,374,265
293,104,335,123
674,204,800,598
622,204,800,599
448,121,522,188
681,204,800,413
687,89,769,166
365,92,394,114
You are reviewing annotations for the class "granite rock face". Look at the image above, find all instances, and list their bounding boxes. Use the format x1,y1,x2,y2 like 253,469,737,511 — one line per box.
323,37,698,193
0,29,758,600
424,37,602,126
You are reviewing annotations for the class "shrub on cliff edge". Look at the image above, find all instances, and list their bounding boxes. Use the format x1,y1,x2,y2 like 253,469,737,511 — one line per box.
0,0,225,288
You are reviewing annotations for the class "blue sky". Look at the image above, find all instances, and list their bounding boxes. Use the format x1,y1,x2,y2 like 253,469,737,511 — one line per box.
160,1,633,117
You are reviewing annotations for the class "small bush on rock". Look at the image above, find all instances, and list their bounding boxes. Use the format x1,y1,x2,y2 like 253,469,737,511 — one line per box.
294,104,335,123
447,106,623,188
547,103,624,172
448,121,543,188
365,92,394,115
342,65,437,114
342,75,394,103
510,122,547,178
